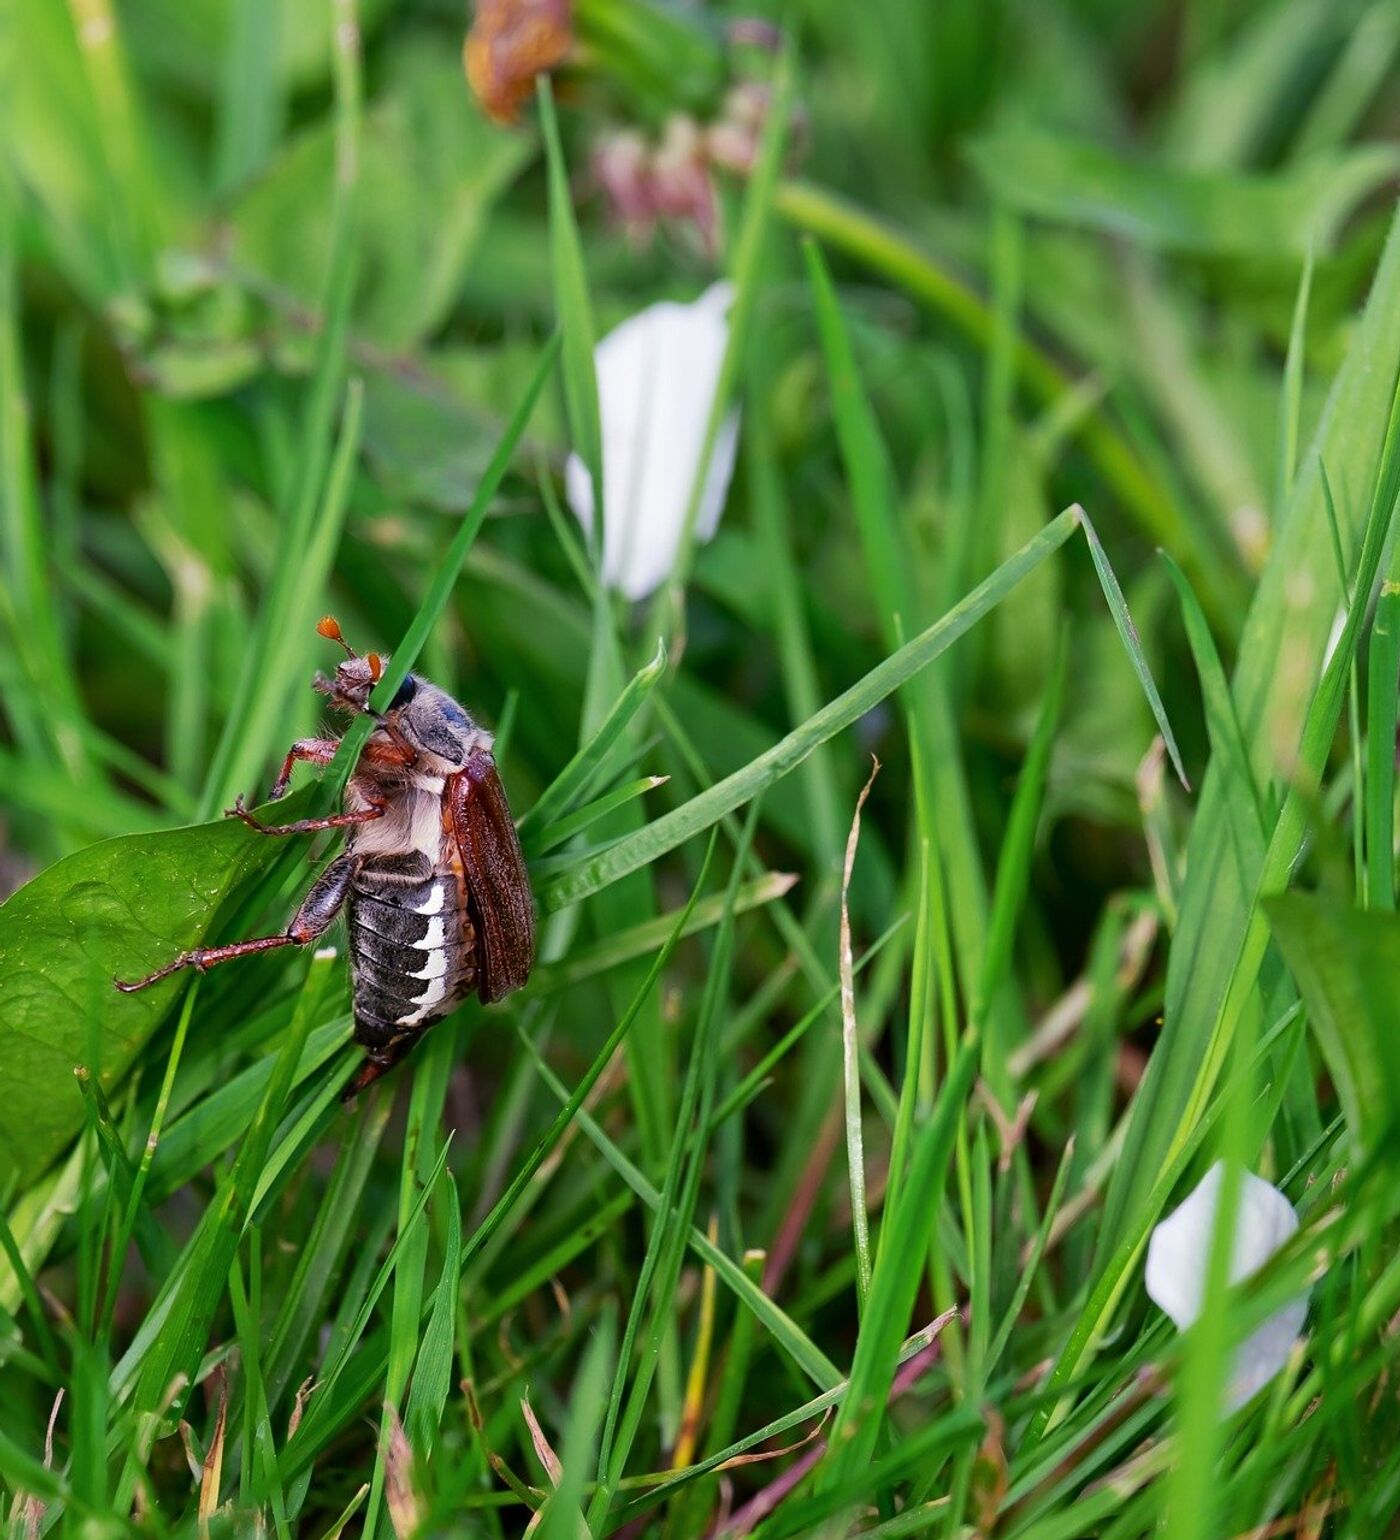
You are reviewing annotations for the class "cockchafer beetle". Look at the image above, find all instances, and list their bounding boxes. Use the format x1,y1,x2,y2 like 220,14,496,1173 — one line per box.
116,618,535,1097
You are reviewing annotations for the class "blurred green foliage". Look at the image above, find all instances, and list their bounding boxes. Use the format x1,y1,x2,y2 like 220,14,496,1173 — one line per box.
2,0,1400,1535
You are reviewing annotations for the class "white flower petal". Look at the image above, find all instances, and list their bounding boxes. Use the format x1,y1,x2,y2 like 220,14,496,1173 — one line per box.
565,283,738,600
1144,1161,1308,1407
1228,1295,1308,1409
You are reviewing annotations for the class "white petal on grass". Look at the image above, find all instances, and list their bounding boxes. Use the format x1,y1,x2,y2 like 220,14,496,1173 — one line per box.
566,282,738,600
1145,1161,1309,1409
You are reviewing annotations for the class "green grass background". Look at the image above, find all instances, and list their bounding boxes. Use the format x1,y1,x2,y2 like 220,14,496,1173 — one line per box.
2,0,1400,1535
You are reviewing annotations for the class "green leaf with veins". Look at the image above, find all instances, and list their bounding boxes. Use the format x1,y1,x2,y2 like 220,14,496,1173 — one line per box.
0,799,307,1190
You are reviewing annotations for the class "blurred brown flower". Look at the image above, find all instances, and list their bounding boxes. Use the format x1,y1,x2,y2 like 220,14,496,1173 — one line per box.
464,0,572,123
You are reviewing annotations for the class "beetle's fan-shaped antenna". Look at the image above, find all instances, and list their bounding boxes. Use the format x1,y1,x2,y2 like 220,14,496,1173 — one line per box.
317,615,357,657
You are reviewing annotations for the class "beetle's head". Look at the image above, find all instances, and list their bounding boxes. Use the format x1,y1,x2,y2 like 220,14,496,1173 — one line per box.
312,615,385,713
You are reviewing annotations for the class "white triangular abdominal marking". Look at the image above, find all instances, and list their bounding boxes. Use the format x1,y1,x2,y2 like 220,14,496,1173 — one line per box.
409,950,448,982
396,972,450,1026
412,917,446,950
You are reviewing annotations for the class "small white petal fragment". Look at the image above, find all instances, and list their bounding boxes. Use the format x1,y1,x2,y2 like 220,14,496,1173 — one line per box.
566,283,738,600
1145,1161,1309,1408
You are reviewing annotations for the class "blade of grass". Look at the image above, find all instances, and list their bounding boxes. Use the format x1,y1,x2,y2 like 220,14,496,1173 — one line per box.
116,948,339,1507
200,1,362,815
774,179,1243,626
540,1307,616,1540
272,839,720,1476
658,30,796,616
975,633,1067,1105
818,1031,980,1491
463,833,716,1274
804,236,994,1027
1098,204,1400,1265
280,1137,452,1479
1275,244,1315,509
543,506,1182,909
322,333,561,799
747,393,845,871
528,775,668,854
519,1030,844,1391
517,639,666,838
587,805,759,1528
361,1027,456,1540
538,76,602,558
839,763,880,1312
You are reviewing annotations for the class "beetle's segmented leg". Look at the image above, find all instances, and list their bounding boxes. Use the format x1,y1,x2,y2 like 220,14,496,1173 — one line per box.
225,793,386,836
342,1056,393,1100
358,736,417,772
341,1033,420,1103
113,855,358,994
268,737,341,800
114,934,298,992
371,712,419,767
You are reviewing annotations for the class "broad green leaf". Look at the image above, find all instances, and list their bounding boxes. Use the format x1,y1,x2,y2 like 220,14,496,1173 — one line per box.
0,802,300,1190
965,129,1400,258
1265,892,1400,1137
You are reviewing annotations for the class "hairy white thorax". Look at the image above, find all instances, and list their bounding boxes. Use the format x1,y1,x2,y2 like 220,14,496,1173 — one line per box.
349,780,444,861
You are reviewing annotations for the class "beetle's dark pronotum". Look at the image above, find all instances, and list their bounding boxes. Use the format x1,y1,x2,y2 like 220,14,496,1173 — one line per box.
116,618,536,1098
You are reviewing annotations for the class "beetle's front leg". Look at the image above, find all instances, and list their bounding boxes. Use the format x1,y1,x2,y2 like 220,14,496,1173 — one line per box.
115,854,358,992
269,737,342,800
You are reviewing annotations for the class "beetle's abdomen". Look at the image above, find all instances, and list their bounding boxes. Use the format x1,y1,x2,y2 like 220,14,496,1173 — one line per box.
347,852,475,1053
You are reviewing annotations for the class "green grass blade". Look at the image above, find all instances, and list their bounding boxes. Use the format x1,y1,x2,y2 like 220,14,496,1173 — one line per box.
588,807,757,1526
520,1030,843,1391
542,507,1082,910
1098,203,1400,1265
538,77,603,552
1077,511,1188,790
324,334,560,797
517,639,666,837
818,1031,980,1491
1275,244,1315,509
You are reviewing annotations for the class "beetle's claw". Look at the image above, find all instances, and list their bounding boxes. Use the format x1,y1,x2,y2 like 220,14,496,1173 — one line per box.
226,795,264,831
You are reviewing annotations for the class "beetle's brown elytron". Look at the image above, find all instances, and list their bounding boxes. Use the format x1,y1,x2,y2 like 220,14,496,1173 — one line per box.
116,619,535,1097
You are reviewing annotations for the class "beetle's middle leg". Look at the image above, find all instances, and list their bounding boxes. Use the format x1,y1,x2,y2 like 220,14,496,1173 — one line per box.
114,854,358,993
225,794,387,837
